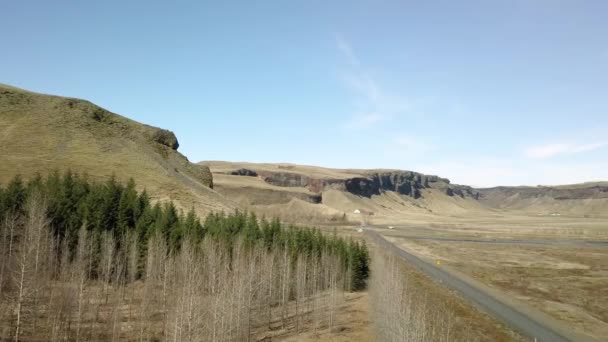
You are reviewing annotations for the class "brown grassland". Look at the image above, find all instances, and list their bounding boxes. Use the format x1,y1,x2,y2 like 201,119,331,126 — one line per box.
378,216,608,341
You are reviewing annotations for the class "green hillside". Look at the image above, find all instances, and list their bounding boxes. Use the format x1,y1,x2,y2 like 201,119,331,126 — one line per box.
0,84,234,214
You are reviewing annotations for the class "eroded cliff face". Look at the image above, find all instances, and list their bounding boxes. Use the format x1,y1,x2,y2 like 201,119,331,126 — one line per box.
263,172,310,187
243,169,478,200
478,184,608,202
342,171,478,199
261,172,347,193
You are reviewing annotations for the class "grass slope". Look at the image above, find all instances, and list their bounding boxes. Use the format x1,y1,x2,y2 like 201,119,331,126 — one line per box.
477,183,608,217
201,161,489,223
202,161,608,222
0,83,234,214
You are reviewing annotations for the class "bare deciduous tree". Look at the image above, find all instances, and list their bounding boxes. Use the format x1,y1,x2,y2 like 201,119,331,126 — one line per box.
74,224,92,342
370,249,463,342
1,205,358,341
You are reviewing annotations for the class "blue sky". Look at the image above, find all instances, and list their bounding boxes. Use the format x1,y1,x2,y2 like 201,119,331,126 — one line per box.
2,0,607,186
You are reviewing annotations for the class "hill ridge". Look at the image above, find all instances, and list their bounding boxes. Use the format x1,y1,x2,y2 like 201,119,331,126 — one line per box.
0,83,234,215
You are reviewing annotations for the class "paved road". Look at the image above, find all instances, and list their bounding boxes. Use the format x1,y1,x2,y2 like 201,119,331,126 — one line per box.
365,229,596,342
377,233,608,247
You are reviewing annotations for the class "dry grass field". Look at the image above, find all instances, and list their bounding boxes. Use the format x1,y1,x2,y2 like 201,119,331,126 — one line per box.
378,215,608,341
2,83,606,341
259,292,373,341
200,160,608,340
368,246,526,342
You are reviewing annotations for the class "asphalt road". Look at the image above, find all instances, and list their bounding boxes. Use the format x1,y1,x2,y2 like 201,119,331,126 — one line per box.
365,229,596,342
377,233,608,247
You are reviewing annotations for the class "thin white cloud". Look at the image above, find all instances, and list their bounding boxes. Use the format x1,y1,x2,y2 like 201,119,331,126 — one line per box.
416,158,608,187
335,34,360,67
342,72,381,104
336,34,410,130
343,112,385,130
524,142,607,159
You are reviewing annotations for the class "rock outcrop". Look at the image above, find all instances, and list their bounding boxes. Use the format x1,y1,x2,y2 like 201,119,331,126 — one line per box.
193,164,214,188
263,172,310,187
250,169,478,199
152,129,179,150
478,184,608,201
230,168,258,177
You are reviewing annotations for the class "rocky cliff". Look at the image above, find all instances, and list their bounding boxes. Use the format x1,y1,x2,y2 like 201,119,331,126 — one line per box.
478,184,608,203
218,166,478,200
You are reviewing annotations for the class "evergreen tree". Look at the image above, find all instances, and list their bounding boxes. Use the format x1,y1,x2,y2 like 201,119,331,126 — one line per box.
135,205,155,241
99,176,123,233
26,173,43,195
4,175,26,217
0,170,370,292
117,178,138,236
156,202,179,248
348,241,369,291
135,189,150,223
82,182,105,233
65,172,90,239
0,183,5,223
45,170,64,236
183,207,204,241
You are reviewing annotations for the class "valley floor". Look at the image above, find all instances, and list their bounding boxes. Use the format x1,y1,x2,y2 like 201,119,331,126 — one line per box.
266,292,372,341
367,214,608,341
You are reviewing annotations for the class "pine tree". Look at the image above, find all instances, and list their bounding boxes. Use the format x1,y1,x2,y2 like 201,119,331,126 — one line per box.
244,212,260,246
135,206,154,240
4,175,26,217
100,176,123,233
183,207,204,241
64,172,90,241
26,173,44,195
82,182,105,233
44,171,63,236
156,202,179,249
117,178,138,236
135,189,150,223
0,170,372,340
0,183,5,224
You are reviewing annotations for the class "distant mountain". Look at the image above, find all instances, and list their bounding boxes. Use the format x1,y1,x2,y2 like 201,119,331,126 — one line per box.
199,161,487,223
200,161,608,221
0,83,234,214
476,183,608,217
2,83,603,221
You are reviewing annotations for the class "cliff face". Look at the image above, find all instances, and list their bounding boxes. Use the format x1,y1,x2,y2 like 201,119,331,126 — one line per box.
478,184,608,203
239,168,478,200
340,172,424,198
474,183,608,217
264,172,310,187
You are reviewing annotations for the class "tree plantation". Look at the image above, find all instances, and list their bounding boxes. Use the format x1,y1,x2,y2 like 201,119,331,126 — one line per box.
0,172,369,341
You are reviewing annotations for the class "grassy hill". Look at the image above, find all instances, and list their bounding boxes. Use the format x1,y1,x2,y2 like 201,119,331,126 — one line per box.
200,161,490,223
477,183,608,217
2,83,604,221
201,161,608,222
0,84,234,214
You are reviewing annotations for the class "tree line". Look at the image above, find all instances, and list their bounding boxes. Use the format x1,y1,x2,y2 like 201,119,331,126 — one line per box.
0,171,369,341
0,171,369,290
